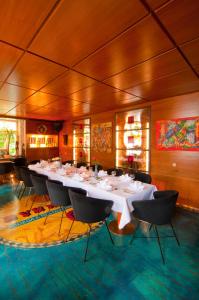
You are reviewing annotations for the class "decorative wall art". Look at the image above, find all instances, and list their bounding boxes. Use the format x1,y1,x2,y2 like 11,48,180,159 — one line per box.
91,122,112,153
156,116,199,151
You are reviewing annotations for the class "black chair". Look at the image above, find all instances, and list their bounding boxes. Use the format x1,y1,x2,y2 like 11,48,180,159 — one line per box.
90,164,103,172
107,168,123,176
45,180,72,235
28,160,40,165
63,160,74,165
76,162,87,168
134,172,152,184
19,167,36,206
30,173,49,208
130,190,180,264
0,162,14,183
67,189,114,262
13,157,27,166
13,165,24,196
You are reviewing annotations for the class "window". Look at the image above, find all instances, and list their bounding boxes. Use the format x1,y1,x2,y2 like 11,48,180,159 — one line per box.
0,119,17,156
73,118,90,164
115,108,150,172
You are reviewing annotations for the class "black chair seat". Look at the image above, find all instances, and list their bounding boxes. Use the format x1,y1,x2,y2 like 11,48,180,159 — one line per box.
130,190,180,264
67,189,114,262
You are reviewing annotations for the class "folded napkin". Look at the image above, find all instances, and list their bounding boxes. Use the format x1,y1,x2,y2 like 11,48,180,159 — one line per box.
72,174,84,181
98,170,107,177
63,163,72,169
119,174,131,183
40,160,48,168
97,179,112,191
57,168,66,175
128,181,144,192
52,161,62,168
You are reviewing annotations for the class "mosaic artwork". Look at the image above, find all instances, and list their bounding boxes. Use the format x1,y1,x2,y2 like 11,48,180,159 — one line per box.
91,122,112,153
156,116,199,151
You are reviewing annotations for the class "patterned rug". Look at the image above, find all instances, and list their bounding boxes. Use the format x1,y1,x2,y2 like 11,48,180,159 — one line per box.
0,188,102,248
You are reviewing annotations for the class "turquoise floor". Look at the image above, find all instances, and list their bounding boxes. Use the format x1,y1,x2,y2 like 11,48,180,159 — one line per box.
0,185,199,300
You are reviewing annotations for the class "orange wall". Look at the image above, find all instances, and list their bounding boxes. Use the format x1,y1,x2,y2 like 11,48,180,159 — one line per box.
59,91,199,209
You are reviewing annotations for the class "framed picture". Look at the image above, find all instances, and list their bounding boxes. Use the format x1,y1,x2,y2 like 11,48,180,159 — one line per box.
156,116,199,151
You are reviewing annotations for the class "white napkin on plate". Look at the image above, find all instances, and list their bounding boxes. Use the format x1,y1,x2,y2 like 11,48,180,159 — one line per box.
57,168,66,175
72,174,84,181
63,163,71,169
128,181,144,192
119,174,131,183
97,179,112,191
98,170,107,177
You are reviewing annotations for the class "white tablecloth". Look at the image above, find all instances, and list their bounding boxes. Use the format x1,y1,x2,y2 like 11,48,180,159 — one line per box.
28,165,157,229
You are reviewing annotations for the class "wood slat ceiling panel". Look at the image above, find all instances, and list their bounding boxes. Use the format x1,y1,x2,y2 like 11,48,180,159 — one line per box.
74,16,173,80
0,99,17,111
145,0,170,10
0,0,58,48
0,83,35,102
180,38,199,69
126,69,199,100
0,42,23,81
41,70,97,96
156,0,199,45
9,104,41,114
7,53,67,90
23,92,60,107
29,0,147,66
36,98,83,112
104,49,188,90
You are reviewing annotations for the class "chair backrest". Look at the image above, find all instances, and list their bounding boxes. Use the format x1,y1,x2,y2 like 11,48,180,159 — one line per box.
134,172,152,184
30,173,48,195
132,190,179,225
76,162,87,168
13,157,27,166
19,167,33,187
14,165,23,181
28,160,40,165
107,168,123,176
68,190,113,223
0,162,14,175
91,164,103,171
46,180,71,206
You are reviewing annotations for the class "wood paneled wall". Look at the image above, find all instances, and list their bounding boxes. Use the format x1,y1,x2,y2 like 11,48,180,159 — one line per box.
26,120,59,161
59,91,199,210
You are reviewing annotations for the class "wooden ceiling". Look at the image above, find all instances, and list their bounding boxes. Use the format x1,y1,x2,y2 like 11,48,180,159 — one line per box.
0,0,199,121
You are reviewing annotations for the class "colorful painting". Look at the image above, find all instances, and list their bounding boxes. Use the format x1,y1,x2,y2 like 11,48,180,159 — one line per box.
156,116,199,151
91,122,112,153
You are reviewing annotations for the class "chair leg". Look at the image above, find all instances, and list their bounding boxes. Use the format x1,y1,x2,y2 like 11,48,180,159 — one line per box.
18,183,24,198
130,221,140,245
149,223,153,231
84,224,91,263
58,209,65,236
20,187,26,199
170,222,180,246
65,219,74,242
105,220,114,245
154,225,165,264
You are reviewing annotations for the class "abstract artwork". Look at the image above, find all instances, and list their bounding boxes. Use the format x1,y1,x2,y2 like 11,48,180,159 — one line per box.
156,116,199,151
91,122,112,153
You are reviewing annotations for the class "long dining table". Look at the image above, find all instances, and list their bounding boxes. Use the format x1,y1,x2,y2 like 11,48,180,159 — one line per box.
28,163,157,232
